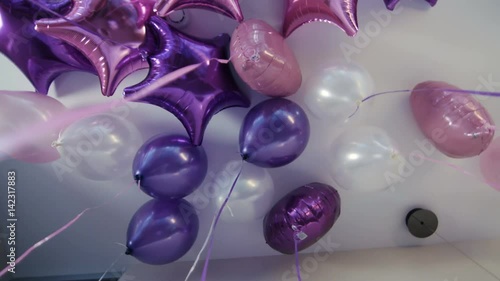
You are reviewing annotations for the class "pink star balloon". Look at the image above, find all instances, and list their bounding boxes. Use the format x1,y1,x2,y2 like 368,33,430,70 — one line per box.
155,0,243,22
283,0,359,37
385,0,437,10
35,0,156,96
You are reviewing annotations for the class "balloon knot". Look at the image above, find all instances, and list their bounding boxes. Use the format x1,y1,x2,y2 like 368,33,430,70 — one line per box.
51,141,62,148
241,154,249,161
125,248,132,255
134,174,142,185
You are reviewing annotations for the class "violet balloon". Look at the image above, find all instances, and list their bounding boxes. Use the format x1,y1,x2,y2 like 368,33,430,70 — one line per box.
283,0,359,37
239,98,310,168
133,135,208,199
35,0,156,96
385,0,437,11
230,19,302,97
263,182,341,254
126,199,199,265
0,0,73,18
0,2,94,94
124,16,249,146
155,0,243,22
410,81,495,158
0,91,66,163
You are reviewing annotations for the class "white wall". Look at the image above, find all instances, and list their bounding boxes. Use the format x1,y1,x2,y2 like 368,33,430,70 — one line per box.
122,239,500,281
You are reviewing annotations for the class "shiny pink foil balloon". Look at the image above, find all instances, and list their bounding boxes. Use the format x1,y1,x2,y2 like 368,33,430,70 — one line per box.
263,182,341,254
411,81,495,158
35,0,155,96
283,0,359,37
155,0,243,22
230,19,302,97
0,91,66,163
480,137,500,191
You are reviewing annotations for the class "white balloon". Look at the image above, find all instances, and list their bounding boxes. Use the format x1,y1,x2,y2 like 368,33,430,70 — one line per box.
329,126,401,192
212,160,275,222
54,114,143,181
304,61,374,122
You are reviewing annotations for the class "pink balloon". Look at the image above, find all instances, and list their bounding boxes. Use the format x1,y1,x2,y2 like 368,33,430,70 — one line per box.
410,81,495,158
0,91,66,163
230,19,302,97
480,137,500,191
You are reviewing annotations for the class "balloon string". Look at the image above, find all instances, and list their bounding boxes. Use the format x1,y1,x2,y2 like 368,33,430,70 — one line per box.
0,185,132,279
184,216,217,281
415,154,499,189
27,0,137,51
199,159,244,281
98,252,126,281
348,87,500,120
409,216,500,281
293,235,303,281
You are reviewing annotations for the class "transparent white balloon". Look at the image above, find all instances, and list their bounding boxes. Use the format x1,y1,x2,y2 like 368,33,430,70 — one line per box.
304,61,374,122
54,113,143,181
212,160,275,223
329,126,401,192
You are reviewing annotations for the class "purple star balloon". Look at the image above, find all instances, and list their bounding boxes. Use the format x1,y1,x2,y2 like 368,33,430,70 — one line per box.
283,0,359,37
155,0,243,22
385,0,437,10
35,0,156,96
124,16,249,146
0,1,95,94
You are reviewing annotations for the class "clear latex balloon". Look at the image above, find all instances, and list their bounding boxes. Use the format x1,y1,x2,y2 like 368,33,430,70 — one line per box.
304,61,374,122
329,126,400,192
0,91,66,163
212,160,275,222
54,114,143,181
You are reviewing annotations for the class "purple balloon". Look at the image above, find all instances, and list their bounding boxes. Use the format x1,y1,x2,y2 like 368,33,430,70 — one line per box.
124,16,249,146
126,199,199,265
239,98,310,168
0,0,73,18
384,0,437,10
0,2,94,94
263,182,341,254
133,135,208,199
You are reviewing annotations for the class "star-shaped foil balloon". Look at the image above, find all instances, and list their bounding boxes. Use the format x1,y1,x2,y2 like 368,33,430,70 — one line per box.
155,0,243,22
124,16,250,146
385,0,437,10
0,1,95,94
35,0,157,97
283,0,359,37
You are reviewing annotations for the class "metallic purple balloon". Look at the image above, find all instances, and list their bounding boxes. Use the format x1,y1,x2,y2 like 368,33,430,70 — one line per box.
283,0,359,37
35,0,156,96
411,81,495,158
155,0,243,22
263,182,341,254
0,0,73,18
124,16,249,146
239,98,310,168
230,19,302,97
0,2,94,94
133,134,208,199
385,0,437,11
126,199,199,265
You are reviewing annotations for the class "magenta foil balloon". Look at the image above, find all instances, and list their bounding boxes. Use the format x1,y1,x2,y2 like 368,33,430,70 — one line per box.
239,98,310,168
126,199,199,265
133,135,208,199
125,16,249,146
155,0,243,22
230,19,302,97
283,0,359,37
411,81,495,158
35,0,156,96
0,2,94,94
385,0,437,10
263,182,341,254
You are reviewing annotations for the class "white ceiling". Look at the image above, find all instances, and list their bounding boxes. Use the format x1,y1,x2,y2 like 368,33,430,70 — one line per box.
1,0,500,278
